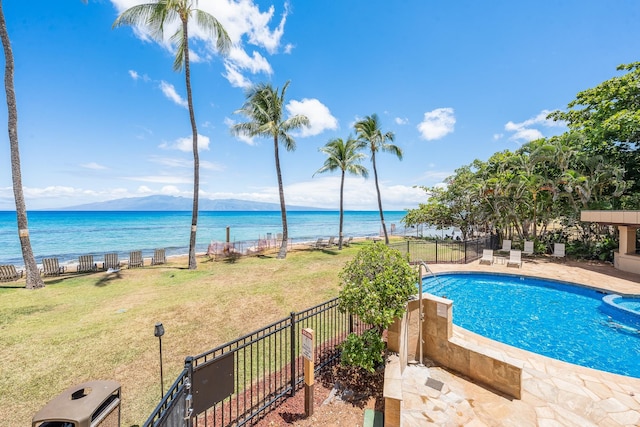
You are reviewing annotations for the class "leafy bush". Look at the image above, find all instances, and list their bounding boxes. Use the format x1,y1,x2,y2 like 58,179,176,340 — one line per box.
338,243,417,371
339,329,385,372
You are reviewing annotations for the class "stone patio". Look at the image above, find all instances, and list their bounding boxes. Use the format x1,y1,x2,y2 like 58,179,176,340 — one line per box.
395,257,640,426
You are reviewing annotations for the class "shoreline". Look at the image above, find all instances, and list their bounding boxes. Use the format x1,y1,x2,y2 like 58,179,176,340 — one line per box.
21,235,382,272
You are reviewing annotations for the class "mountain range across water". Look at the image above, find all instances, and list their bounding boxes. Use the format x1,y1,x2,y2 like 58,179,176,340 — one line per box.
48,195,330,211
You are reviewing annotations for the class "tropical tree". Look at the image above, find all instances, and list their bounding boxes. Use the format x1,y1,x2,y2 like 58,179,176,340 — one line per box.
354,114,402,244
314,136,368,249
0,1,43,289
549,62,640,197
232,81,309,259
113,0,231,270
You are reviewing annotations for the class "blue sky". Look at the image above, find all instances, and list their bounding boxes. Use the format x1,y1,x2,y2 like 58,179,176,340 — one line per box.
0,1,639,211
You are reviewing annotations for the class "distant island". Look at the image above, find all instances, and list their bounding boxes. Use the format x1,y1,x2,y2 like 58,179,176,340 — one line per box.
50,195,330,211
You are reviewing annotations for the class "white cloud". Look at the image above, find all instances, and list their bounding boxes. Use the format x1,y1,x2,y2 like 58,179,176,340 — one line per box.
127,175,193,184
493,133,503,140
227,46,272,74
159,81,188,108
159,134,211,152
223,63,253,89
286,98,338,137
504,109,564,143
80,162,108,170
137,185,153,193
395,117,409,125
128,69,139,80
209,176,424,211
417,108,456,140
160,185,182,195
283,43,294,54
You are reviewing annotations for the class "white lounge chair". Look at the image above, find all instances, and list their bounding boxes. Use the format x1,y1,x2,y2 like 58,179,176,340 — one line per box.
507,250,522,268
500,239,512,252
523,240,534,256
479,249,494,265
552,243,566,259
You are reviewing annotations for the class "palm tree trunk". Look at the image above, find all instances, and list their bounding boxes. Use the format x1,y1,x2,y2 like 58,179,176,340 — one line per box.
274,136,288,259
372,152,389,244
0,3,43,289
338,170,345,249
183,19,199,270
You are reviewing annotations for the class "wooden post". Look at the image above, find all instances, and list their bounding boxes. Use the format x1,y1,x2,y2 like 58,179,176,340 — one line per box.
301,328,314,417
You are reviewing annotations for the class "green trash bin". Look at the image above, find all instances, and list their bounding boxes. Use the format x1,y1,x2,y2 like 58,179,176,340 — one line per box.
32,380,121,427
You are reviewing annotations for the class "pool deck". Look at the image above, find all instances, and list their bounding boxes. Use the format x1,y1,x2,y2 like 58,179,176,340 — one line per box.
400,257,640,426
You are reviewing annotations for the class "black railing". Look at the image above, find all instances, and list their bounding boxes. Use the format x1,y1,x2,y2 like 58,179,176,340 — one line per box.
388,235,495,264
144,298,368,427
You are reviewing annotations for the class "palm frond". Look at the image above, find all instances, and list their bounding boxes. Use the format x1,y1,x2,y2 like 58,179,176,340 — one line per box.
195,10,231,54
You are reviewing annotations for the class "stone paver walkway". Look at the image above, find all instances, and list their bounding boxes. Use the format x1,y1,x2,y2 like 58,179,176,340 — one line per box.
401,257,640,426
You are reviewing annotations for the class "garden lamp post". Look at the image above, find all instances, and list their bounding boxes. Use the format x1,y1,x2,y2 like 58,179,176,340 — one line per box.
154,322,165,400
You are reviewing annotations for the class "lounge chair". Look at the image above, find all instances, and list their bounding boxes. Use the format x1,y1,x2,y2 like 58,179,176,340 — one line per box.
128,250,144,268
0,265,23,282
311,238,325,249
523,240,534,256
151,248,166,265
326,236,336,247
343,236,353,247
77,255,97,273
552,243,566,259
42,258,65,276
500,239,512,252
479,249,494,265
507,250,522,268
103,253,121,270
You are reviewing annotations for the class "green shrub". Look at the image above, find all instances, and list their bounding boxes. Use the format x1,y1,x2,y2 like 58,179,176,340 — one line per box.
338,243,417,371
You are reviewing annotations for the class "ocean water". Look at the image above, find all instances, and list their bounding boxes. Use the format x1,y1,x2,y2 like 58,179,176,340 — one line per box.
0,210,434,267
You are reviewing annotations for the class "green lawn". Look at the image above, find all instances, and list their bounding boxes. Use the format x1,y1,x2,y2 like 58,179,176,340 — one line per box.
0,243,364,426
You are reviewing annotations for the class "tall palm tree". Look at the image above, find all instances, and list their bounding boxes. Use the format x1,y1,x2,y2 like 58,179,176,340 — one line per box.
354,114,402,244
232,81,309,259
314,136,368,249
0,2,43,289
114,0,230,270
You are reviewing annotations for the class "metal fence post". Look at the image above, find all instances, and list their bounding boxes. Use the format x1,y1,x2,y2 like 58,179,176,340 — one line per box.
290,311,296,397
184,356,194,427
435,240,438,264
464,241,468,263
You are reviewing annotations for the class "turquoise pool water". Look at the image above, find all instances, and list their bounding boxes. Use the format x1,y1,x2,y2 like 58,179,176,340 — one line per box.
421,272,640,378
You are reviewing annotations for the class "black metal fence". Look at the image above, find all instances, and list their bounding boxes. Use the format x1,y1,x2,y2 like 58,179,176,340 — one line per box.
143,298,368,427
387,235,495,264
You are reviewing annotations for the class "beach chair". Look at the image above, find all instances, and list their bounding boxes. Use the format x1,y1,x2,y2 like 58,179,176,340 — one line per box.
312,238,325,249
552,243,566,259
42,258,65,276
343,236,353,247
500,239,512,252
128,250,144,268
507,250,522,268
77,255,97,273
479,249,494,265
326,236,336,247
103,253,121,270
0,265,23,282
151,248,166,265
523,240,534,256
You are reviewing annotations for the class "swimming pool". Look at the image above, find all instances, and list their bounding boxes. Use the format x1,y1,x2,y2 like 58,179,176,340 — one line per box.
421,272,640,378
